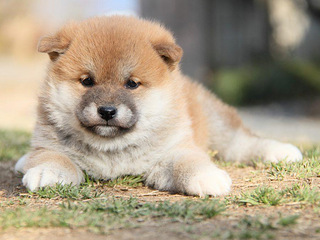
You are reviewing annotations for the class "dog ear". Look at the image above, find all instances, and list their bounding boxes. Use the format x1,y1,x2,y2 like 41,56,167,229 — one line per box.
38,35,70,61
153,43,183,70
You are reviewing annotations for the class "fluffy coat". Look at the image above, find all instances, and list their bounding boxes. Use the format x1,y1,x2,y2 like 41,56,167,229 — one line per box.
15,16,302,196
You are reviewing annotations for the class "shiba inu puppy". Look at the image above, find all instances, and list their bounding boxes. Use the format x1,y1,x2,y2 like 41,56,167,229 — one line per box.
15,16,302,196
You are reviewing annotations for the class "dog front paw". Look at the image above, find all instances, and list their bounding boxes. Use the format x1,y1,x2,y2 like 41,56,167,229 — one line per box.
262,140,303,163
182,165,232,197
22,164,82,191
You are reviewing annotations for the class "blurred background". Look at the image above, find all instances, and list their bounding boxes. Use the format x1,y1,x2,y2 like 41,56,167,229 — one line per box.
0,0,319,145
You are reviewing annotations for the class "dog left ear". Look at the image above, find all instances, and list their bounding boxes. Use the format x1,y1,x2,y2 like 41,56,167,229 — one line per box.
154,43,183,70
38,35,70,61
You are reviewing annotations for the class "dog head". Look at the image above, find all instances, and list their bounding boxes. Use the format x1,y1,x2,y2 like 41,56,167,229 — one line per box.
38,16,183,138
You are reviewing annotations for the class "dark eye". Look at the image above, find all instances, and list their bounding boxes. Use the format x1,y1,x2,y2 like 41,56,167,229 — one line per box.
125,79,140,89
80,77,94,87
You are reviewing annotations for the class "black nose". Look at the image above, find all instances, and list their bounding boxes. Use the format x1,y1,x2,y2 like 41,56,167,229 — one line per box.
98,106,117,121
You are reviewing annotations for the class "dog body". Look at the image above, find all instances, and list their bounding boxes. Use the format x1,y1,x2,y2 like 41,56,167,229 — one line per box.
15,16,302,196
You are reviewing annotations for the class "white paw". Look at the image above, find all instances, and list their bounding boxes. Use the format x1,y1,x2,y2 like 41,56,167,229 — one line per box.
263,140,303,163
22,163,82,191
185,165,232,197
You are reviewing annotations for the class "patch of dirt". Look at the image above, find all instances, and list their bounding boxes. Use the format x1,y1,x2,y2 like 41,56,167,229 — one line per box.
0,228,108,240
1,160,320,239
0,161,23,197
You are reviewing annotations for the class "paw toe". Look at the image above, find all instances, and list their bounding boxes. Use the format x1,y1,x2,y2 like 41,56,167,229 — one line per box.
22,165,80,191
22,168,42,191
188,167,232,197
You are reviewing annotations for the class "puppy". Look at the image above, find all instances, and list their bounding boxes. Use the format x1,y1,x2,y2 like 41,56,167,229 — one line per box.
15,16,302,196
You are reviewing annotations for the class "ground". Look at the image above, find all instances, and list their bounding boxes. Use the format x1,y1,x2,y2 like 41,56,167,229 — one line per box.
0,130,320,240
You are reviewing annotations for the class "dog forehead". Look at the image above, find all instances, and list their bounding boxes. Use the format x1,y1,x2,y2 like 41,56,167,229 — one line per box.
56,16,175,81
70,27,152,79
77,33,137,65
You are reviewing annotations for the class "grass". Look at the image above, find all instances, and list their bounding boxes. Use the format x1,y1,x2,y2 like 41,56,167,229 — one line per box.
234,183,320,207
235,186,284,206
33,183,103,200
0,197,226,233
29,174,145,201
102,175,145,188
0,130,30,161
282,184,320,205
268,146,320,180
212,214,299,240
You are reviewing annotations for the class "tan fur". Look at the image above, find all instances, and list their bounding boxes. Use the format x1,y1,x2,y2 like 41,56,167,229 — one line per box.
22,150,77,172
16,16,302,195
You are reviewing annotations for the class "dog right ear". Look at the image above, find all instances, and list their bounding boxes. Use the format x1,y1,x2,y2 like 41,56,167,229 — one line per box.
153,43,183,71
38,35,70,61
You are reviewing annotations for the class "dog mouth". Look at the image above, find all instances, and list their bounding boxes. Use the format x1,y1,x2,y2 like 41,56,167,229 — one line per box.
81,122,134,137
